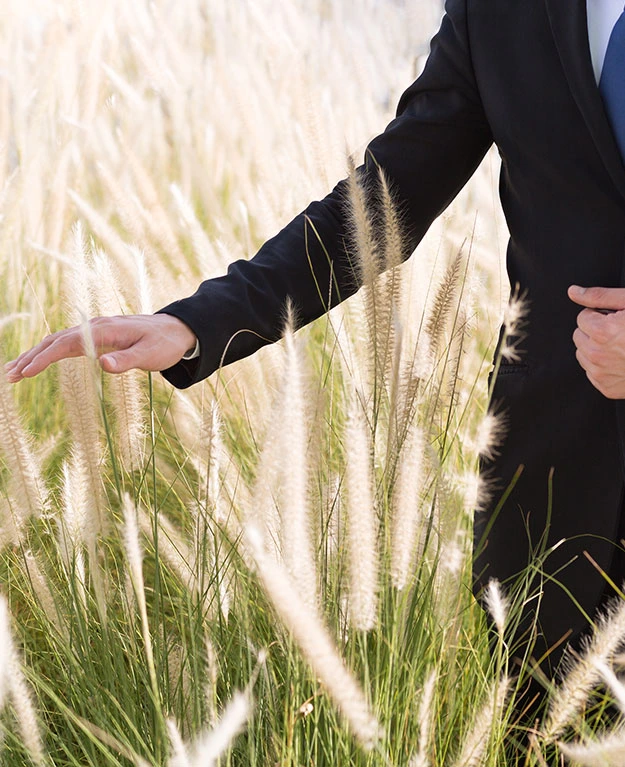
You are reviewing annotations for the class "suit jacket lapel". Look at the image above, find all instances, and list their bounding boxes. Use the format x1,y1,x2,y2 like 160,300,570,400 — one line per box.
545,0,625,201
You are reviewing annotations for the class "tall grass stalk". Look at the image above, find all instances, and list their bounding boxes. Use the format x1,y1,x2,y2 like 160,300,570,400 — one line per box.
2,0,610,765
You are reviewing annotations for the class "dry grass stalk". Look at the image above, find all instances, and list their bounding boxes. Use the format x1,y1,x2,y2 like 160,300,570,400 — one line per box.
4,616,46,766
170,183,219,278
451,674,511,767
278,314,317,610
410,668,438,767
0,596,11,708
59,224,107,537
0,370,48,522
21,550,66,638
391,421,426,590
59,358,106,535
246,525,381,748
167,718,192,767
122,494,158,698
594,659,625,712
89,247,146,471
500,287,528,363
184,691,250,766
483,578,509,638
116,132,186,267
345,393,378,631
204,638,220,729
558,730,625,767
473,411,507,463
545,594,625,739
346,157,378,290
424,250,464,361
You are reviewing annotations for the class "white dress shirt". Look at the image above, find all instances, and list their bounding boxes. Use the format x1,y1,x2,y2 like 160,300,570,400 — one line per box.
587,0,624,83
181,2,624,363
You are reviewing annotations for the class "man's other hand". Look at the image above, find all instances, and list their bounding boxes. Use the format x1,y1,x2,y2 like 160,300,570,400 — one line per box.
569,285,625,399
4,314,197,383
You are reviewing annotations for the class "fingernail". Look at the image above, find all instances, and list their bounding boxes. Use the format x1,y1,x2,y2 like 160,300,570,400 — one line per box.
572,285,586,294
103,355,117,371
4,361,16,370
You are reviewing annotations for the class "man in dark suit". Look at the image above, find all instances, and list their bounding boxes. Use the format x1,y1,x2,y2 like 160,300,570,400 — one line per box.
6,0,625,734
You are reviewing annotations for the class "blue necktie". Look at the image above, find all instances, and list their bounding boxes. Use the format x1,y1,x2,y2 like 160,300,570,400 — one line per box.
600,8,625,161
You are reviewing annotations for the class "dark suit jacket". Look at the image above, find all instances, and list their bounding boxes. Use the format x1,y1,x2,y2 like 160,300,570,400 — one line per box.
158,0,625,662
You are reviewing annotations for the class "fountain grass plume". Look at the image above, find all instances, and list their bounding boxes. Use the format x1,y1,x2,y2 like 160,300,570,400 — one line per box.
391,421,426,591
278,306,318,609
410,668,438,767
0,595,46,766
0,369,48,524
558,730,625,767
545,591,625,740
451,674,511,767
345,391,378,631
245,524,382,749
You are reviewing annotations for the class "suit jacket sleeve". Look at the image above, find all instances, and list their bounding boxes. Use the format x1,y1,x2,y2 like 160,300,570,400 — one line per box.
157,0,493,389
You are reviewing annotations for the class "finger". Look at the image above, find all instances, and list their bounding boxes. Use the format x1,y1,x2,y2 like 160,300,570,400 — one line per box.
5,329,70,376
572,327,590,350
99,349,144,375
576,308,618,344
99,340,162,374
17,333,90,379
568,285,625,311
575,346,593,373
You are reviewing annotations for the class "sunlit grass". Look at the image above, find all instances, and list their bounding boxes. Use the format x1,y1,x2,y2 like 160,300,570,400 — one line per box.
0,1,623,766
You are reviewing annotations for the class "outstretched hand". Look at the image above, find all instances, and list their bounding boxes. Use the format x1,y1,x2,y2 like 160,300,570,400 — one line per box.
4,314,197,383
569,285,625,399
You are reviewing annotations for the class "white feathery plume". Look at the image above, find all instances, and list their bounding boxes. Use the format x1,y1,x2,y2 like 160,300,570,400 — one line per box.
458,469,489,516
451,675,511,767
204,638,219,729
410,668,438,767
484,578,509,638
245,525,381,748
391,422,426,590
249,400,283,559
8,656,46,766
21,550,66,637
0,596,11,708
91,247,146,471
60,223,106,538
3,601,46,767
123,495,145,599
0,497,19,558
167,719,192,767
112,367,146,471
558,730,625,767
545,594,625,739
122,494,158,699
345,393,378,631
186,692,250,766
68,193,136,282
594,659,625,713
58,455,89,565
170,183,219,278
473,411,507,463
129,246,153,315
500,286,528,363
278,314,317,610
0,369,48,523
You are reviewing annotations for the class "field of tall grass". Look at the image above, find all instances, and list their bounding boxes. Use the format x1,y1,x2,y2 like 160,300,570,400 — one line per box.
3,0,625,764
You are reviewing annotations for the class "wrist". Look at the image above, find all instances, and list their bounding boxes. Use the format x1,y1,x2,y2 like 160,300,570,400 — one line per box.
158,313,198,358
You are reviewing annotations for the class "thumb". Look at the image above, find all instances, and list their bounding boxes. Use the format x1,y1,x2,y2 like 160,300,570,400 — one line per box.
568,285,625,310
99,352,134,374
